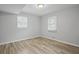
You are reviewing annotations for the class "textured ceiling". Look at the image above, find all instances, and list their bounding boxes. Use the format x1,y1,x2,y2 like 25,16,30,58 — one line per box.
0,4,78,16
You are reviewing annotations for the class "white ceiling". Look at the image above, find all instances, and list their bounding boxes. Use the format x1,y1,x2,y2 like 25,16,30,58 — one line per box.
0,4,78,16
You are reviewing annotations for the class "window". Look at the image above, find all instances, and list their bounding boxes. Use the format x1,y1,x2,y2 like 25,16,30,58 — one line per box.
48,16,57,31
17,16,27,28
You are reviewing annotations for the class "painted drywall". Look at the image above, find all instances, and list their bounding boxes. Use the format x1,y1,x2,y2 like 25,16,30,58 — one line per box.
41,7,79,46
0,12,16,43
0,12,41,43
16,12,41,39
0,6,79,47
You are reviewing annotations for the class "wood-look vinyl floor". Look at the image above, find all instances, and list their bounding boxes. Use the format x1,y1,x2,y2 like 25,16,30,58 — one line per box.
0,37,79,54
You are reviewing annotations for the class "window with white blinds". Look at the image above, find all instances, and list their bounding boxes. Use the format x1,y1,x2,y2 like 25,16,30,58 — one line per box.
48,16,57,31
17,16,27,28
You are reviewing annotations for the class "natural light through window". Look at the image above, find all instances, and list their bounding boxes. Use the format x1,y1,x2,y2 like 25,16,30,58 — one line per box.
48,16,57,31
17,16,27,28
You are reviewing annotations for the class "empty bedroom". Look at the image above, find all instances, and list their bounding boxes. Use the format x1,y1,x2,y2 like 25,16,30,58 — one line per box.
0,4,79,54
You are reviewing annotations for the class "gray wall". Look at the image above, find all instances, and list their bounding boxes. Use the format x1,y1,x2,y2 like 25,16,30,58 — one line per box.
16,12,41,39
0,12,40,43
0,7,79,47
41,7,79,46
0,12,16,43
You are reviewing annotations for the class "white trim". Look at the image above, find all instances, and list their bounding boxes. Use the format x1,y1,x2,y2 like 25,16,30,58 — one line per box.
0,35,41,45
41,35,79,47
0,35,79,48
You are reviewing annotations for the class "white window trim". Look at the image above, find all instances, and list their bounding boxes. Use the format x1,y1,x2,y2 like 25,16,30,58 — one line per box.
17,16,28,28
48,16,57,32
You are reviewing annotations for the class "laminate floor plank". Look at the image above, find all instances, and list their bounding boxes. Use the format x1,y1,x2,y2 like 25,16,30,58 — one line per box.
0,37,79,54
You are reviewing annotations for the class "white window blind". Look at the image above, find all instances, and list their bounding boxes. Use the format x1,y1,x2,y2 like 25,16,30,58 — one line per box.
17,16,27,28
48,16,57,31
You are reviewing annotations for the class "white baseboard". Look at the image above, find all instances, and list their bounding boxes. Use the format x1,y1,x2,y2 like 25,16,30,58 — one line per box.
0,35,79,48
0,35,41,45
41,35,79,47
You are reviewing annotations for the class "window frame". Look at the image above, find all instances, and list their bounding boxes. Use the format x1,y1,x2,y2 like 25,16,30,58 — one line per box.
48,16,57,32
17,16,28,28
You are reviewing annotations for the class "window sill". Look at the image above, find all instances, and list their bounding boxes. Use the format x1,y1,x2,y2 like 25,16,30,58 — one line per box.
48,30,57,33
